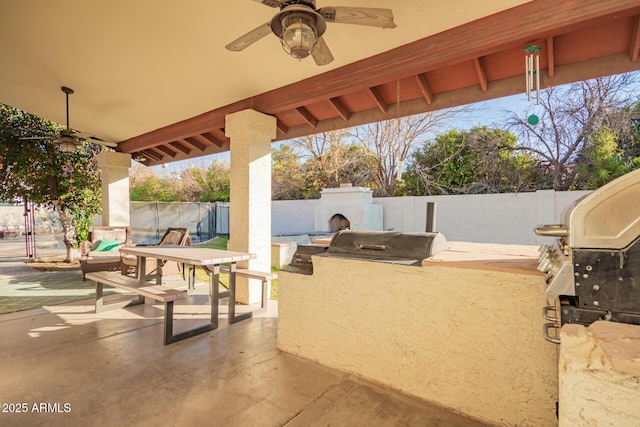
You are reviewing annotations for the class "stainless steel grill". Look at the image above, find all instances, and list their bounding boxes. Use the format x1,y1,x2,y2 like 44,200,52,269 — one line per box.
285,230,448,275
536,169,640,343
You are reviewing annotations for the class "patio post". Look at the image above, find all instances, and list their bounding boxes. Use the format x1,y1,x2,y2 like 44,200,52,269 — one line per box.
225,109,276,305
97,151,131,226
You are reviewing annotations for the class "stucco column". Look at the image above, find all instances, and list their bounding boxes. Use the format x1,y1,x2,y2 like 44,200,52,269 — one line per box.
225,109,276,304
97,151,131,226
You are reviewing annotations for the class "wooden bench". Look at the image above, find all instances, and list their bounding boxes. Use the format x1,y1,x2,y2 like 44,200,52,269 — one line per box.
219,266,277,311
195,265,276,321
86,271,217,345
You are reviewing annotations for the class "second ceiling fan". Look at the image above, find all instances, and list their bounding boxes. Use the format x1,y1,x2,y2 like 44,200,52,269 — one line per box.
225,0,396,66
22,87,117,154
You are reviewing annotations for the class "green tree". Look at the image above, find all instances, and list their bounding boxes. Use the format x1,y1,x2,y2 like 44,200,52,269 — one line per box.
404,127,539,195
291,131,378,198
130,164,165,201
352,112,462,196
507,73,638,190
130,160,231,202
191,161,230,202
572,126,640,189
272,144,309,200
0,104,103,261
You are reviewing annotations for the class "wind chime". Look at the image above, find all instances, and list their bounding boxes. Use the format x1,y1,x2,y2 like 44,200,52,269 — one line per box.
524,45,541,125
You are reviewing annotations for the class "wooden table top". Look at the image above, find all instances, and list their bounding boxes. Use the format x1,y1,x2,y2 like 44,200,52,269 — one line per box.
120,246,255,266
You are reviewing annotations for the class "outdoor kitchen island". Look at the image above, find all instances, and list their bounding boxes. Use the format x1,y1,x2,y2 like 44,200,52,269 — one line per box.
277,240,558,427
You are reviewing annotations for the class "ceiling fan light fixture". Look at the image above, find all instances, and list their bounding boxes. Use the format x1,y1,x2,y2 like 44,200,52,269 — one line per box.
280,13,318,60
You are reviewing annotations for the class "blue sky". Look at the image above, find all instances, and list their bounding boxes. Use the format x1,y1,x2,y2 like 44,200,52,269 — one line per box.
462,93,535,129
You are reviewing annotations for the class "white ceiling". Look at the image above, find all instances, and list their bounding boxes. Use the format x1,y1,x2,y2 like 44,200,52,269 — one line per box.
0,0,529,144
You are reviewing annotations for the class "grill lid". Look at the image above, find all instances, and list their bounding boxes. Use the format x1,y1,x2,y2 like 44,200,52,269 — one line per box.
565,168,640,249
535,168,640,249
324,230,448,264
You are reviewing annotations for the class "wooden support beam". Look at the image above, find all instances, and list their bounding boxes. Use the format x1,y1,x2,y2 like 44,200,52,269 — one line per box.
368,86,388,113
328,97,351,121
192,134,217,147
156,145,177,157
142,148,163,161
546,37,556,78
630,15,640,61
183,137,206,151
276,119,289,134
169,141,191,155
200,132,224,147
473,57,488,93
211,128,228,141
295,106,318,128
414,73,433,105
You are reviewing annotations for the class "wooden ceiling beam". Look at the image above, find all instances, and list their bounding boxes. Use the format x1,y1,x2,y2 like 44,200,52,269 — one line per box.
295,107,318,128
169,141,191,155
473,58,488,93
210,128,228,142
183,137,206,151
117,99,251,152
328,97,351,121
276,119,289,134
199,132,223,147
275,52,640,143
142,148,163,161
546,37,556,78
414,73,433,105
368,86,388,113
192,134,217,147
156,145,177,157
630,15,640,61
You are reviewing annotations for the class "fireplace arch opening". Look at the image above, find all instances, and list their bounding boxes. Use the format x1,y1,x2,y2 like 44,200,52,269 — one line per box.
329,214,350,232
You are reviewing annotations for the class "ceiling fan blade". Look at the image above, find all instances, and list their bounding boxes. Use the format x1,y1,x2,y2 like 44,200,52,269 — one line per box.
251,0,286,8
89,139,118,148
73,132,118,148
312,36,334,66
225,22,273,52
318,7,396,28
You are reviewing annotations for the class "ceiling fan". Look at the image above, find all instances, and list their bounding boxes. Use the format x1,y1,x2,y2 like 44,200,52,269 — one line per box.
225,0,396,66
21,86,117,154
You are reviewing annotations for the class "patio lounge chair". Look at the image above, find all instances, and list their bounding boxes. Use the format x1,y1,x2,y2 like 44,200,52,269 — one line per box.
80,226,132,280
121,227,191,278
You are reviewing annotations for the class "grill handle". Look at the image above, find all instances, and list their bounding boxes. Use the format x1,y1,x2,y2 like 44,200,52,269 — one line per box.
542,305,561,344
358,244,386,251
542,305,559,322
543,323,560,344
534,224,568,237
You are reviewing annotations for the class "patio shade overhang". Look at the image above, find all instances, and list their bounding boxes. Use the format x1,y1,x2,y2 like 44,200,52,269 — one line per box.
2,0,640,166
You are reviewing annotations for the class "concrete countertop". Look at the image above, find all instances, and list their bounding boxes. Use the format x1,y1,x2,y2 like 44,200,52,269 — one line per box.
423,241,543,276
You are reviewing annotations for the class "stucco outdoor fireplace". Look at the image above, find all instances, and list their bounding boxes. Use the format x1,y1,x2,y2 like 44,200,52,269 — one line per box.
314,184,383,232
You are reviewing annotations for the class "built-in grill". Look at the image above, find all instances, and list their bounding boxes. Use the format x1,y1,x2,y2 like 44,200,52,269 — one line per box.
285,243,330,275
536,169,640,343
285,230,448,275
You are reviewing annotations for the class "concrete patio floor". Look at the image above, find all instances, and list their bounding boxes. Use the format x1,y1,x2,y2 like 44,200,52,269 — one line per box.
0,240,491,427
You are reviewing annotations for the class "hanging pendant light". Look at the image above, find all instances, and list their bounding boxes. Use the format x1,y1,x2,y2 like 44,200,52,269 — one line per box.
280,14,318,59
271,6,326,61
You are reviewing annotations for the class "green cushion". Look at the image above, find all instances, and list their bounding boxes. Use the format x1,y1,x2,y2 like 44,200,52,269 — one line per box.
94,239,123,252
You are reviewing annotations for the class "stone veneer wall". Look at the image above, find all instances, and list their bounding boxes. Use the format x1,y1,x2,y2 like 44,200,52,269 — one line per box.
277,243,558,426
